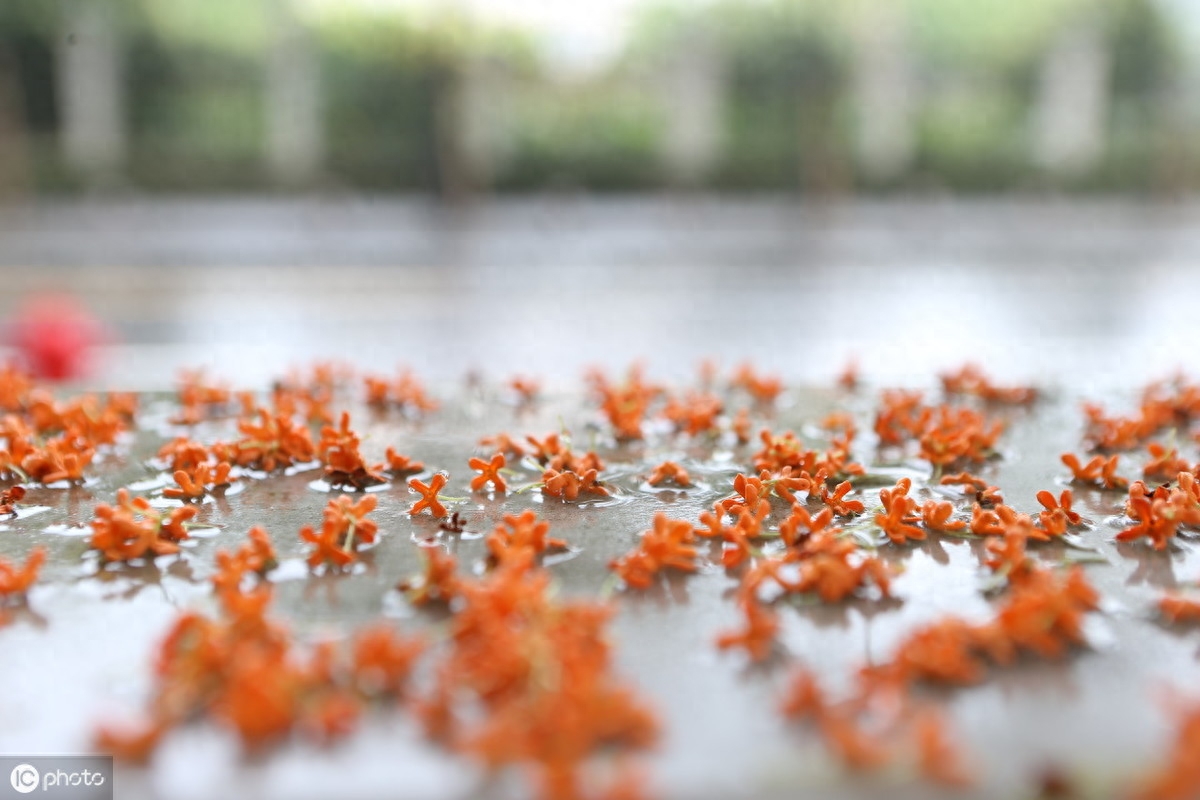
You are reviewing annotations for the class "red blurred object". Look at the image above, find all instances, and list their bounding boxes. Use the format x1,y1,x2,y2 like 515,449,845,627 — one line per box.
10,293,103,381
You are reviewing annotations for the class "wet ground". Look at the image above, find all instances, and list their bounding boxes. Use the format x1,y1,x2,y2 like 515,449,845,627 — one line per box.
0,197,1198,799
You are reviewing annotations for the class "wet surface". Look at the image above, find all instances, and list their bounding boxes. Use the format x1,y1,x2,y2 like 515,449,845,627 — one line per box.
0,379,1197,800
2,197,1200,798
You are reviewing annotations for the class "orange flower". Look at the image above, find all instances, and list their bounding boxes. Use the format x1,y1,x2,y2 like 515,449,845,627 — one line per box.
0,484,25,516
300,525,353,570
89,489,197,562
913,710,974,788
1062,452,1127,489
398,545,461,605
1159,594,1200,624
486,510,566,565
1036,489,1082,535
542,468,608,501
163,462,232,502
351,624,425,697
318,412,385,490
920,500,966,532
1144,442,1192,481
478,432,526,458
610,513,697,589
715,599,779,662
821,480,864,516
1132,699,1200,800
22,436,93,485
0,547,45,600
385,448,424,476
468,453,507,493
647,460,690,487
408,473,449,517
779,505,835,548
876,479,924,544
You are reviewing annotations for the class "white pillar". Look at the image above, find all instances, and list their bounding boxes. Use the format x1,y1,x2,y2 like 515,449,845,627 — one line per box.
57,0,126,183
266,0,323,186
661,32,724,187
1031,16,1110,174
851,2,915,181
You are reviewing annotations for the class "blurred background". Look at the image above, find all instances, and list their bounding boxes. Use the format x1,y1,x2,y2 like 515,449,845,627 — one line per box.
0,0,1197,390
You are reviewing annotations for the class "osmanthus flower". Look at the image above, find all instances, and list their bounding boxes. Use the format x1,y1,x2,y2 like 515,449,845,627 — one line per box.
397,545,461,606
1036,489,1082,536
88,489,198,562
408,473,450,517
765,466,823,505
364,370,439,416
876,478,924,544
1144,442,1192,482
939,363,1037,405
779,669,891,771
792,533,893,603
609,513,698,590
156,437,212,472
646,460,691,487
22,435,94,485
719,472,766,513
384,447,424,476
587,364,661,440
97,548,429,763
661,391,723,437
170,368,233,425
1117,483,1200,550
468,452,507,493
212,527,278,601
1158,594,1200,624
917,405,1004,468
939,471,989,492
913,710,975,788
920,500,966,532
0,484,25,516
753,429,815,474
694,500,731,539
821,480,864,516
715,598,779,662
225,407,316,472
478,432,526,458
301,495,380,570
778,504,835,548
350,624,425,698
163,462,233,502
318,412,386,490
541,468,608,501
873,389,930,447
424,554,658,800
730,362,783,404
1132,698,1200,800
486,509,567,566
0,546,45,601
730,408,752,444
970,504,1005,536
1061,452,1128,489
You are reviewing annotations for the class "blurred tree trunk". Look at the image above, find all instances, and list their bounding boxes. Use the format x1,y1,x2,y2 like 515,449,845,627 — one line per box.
0,44,31,198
